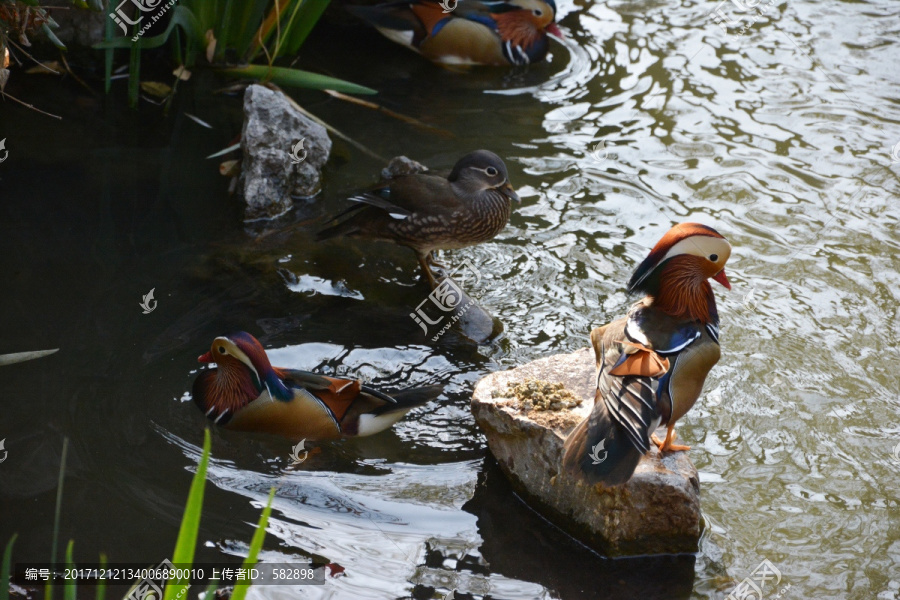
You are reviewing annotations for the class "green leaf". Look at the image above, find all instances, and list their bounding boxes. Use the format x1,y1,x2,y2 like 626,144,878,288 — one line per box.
230,488,276,600
47,438,69,600
282,0,331,56
63,541,76,600
221,65,376,95
41,23,67,50
95,554,106,600
162,429,212,600
103,0,115,94
1,535,17,600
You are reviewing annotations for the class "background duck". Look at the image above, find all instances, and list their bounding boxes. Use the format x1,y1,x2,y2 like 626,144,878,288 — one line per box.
348,0,563,66
317,150,520,288
561,223,732,486
192,332,441,440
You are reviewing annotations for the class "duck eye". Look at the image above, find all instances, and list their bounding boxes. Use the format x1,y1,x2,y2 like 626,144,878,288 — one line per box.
486,166,498,176
533,8,543,15
218,346,226,354
709,254,718,262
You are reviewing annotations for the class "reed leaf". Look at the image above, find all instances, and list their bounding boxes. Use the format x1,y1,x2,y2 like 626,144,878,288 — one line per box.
230,488,276,600
1,534,16,600
162,429,211,600
221,65,377,95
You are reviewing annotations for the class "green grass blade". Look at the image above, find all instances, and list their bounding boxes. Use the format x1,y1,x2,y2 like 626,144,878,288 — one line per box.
215,0,236,61
47,437,69,600
95,553,106,600
162,429,211,600
63,541,75,600
220,65,376,95
103,0,115,93
282,0,331,56
127,40,141,109
230,487,276,600
1,534,17,600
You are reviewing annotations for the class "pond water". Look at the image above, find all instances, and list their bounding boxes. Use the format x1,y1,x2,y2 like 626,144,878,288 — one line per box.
1,0,899,598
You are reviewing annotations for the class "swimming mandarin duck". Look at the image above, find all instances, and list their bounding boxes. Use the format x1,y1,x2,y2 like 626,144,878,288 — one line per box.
317,150,519,288
192,332,440,440
561,223,732,486
348,0,563,66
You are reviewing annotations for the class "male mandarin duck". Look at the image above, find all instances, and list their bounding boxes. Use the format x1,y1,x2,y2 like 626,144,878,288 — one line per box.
192,332,441,440
317,150,519,288
348,0,563,66
561,223,732,486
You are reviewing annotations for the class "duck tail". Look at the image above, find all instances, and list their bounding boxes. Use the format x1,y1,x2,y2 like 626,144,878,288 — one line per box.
366,384,442,414
561,401,644,486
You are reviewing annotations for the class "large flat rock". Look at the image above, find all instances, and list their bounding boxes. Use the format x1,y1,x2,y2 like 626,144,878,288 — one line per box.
471,348,702,557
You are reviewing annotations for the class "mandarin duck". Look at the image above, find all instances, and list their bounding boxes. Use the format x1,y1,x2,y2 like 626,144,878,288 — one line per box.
192,332,441,440
316,150,519,288
561,223,732,486
348,0,562,66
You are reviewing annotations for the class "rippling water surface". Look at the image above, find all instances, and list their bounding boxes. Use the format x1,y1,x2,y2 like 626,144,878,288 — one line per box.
1,0,899,597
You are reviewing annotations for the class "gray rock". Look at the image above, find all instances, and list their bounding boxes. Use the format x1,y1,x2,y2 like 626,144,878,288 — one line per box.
239,85,331,221
471,348,702,557
381,156,428,179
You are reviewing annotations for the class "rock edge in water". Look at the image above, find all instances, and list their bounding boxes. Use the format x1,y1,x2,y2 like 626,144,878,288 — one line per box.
471,348,702,557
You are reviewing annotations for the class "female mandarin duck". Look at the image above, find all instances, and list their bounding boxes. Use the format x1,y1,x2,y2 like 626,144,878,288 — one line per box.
562,223,732,486
192,332,440,440
317,150,519,289
349,0,563,66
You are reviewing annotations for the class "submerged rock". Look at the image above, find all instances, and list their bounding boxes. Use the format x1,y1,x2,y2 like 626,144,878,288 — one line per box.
471,348,702,557
239,84,331,221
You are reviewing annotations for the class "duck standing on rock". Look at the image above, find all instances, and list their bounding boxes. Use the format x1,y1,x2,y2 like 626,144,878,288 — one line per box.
317,150,520,288
562,223,732,486
192,332,441,440
349,0,563,66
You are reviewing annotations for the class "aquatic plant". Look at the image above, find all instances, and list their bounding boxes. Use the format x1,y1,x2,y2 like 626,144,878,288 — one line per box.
1,430,277,599
96,0,375,107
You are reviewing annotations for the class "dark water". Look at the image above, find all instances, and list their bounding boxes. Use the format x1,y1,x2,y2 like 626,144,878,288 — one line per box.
2,0,900,597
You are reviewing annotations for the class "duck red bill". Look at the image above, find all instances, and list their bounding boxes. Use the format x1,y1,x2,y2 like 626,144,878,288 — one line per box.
546,23,564,38
713,269,731,290
198,352,213,363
